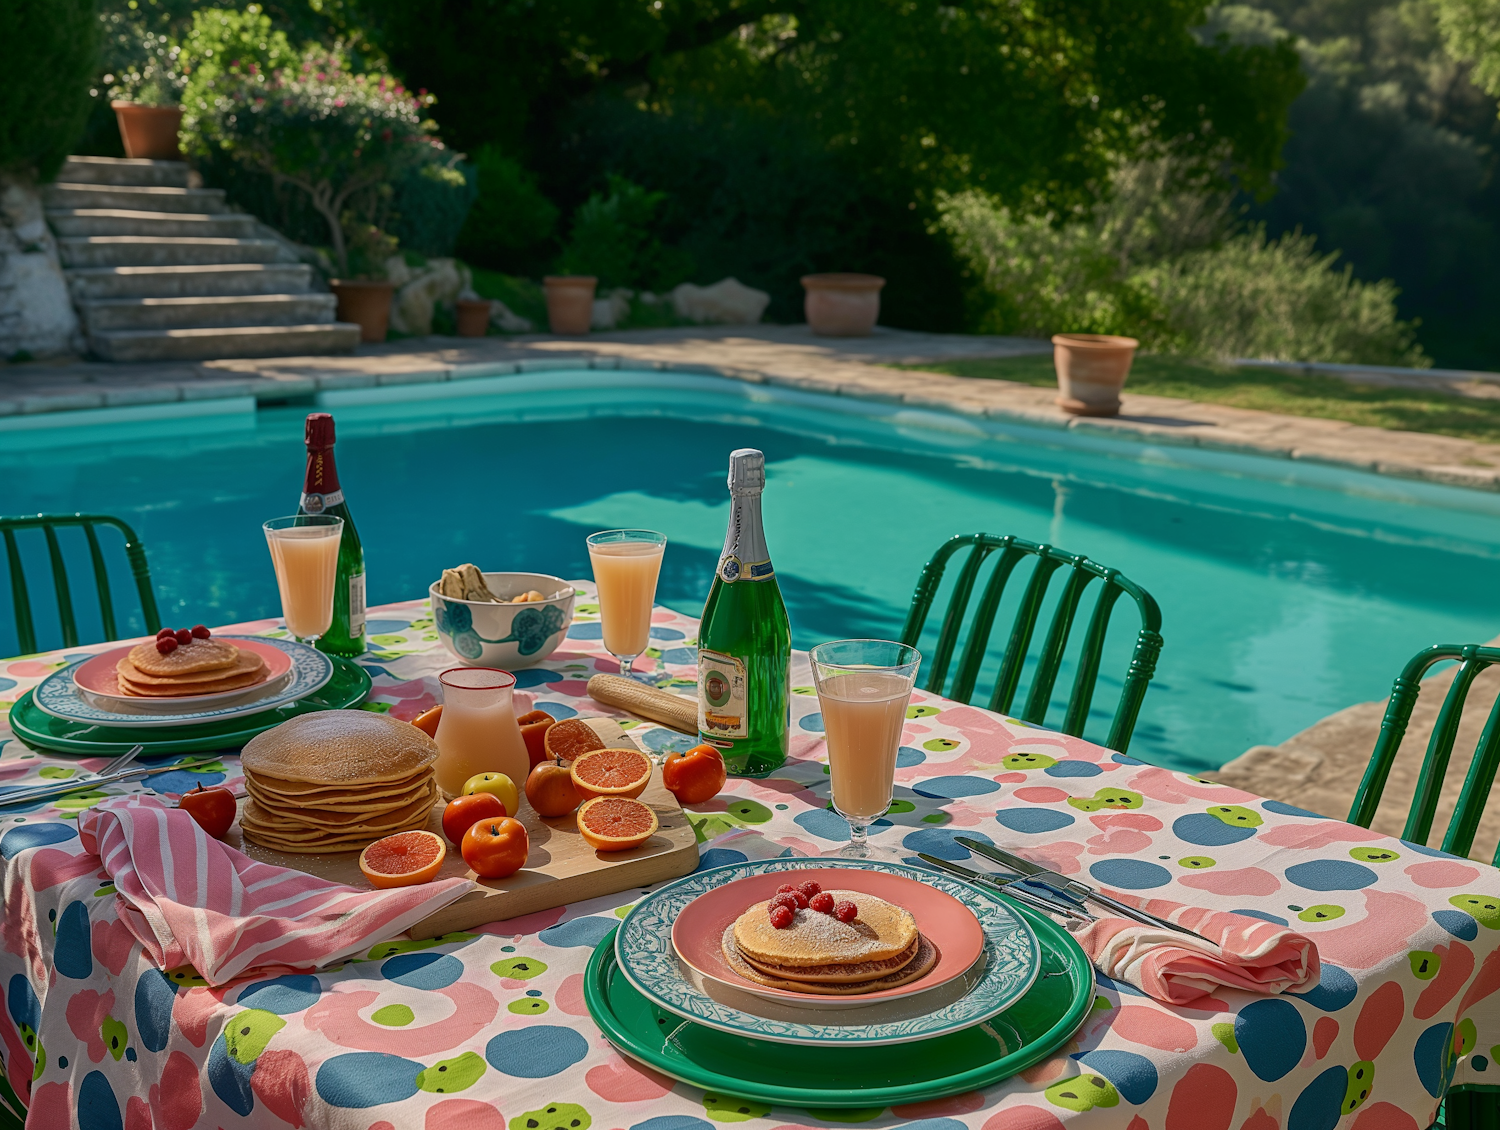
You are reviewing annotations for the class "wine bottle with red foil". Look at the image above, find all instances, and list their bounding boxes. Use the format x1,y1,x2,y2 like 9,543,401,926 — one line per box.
297,413,366,656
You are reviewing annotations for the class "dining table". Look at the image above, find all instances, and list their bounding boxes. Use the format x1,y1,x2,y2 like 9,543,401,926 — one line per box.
0,582,1497,1130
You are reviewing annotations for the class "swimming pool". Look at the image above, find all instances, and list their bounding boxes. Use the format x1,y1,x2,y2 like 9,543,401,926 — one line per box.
4,368,1499,773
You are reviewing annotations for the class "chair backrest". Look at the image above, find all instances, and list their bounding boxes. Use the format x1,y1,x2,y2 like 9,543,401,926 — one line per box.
1348,644,1500,864
899,533,1164,754
0,514,161,655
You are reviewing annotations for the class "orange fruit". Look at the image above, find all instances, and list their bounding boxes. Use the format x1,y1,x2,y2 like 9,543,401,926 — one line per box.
577,796,659,852
526,759,582,818
411,704,442,738
662,743,727,805
570,747,651,802
358,830,446,889
544,717,606,763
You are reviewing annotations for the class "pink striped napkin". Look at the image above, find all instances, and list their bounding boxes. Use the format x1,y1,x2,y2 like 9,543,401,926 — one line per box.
1068,896,1320,1006
78,798,472,987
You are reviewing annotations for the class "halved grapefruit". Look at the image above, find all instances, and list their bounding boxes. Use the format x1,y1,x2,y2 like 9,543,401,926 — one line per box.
570,746,651,801
577,796,659,852
544,717,606,763
359,830,446,888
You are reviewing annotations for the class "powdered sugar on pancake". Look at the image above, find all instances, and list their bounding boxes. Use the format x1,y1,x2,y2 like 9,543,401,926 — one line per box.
732,889,918,968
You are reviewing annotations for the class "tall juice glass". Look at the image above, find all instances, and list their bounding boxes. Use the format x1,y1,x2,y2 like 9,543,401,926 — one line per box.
587,529,666,678
811,639,922,859
434,667,531,799
263,515,343,643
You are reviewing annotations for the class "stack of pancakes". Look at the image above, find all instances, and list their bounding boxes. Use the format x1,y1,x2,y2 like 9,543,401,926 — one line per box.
722,891,938,995
238,711,440,854
116,639,267,698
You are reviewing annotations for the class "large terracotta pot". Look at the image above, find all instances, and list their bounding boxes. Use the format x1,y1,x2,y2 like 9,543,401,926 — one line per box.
1052,333,1139,417
111,102,184,160
801,273,885,336
330,280,394,343
455,299,491,338
543,276,597,335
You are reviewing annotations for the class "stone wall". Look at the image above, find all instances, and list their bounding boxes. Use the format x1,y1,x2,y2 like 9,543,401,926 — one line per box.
0,174,81,359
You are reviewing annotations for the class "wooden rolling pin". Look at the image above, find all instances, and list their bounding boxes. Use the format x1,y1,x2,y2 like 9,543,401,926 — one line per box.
587,675,699,735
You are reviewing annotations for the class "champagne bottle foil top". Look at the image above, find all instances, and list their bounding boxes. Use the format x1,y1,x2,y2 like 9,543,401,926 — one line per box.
305,412,336,450
727,448,765,493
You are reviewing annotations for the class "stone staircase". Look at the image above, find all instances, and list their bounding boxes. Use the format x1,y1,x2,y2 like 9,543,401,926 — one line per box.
45,156,360,362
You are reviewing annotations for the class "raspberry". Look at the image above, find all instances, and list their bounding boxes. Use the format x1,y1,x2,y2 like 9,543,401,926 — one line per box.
790,890,809,909
776,884,797,895
155,637,178,654
768,892,798,914
155,628,175,640
191,625,211,639
809,892,835,914
797,880,822,899
768,904,794,929
833,900,857,924
174,628,192,645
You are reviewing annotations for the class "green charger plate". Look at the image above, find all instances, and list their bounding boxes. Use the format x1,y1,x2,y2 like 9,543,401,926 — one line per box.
6,656,372,756
585,897,1094,1110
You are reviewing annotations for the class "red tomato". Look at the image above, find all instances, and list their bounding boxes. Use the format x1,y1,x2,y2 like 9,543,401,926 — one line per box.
177,783,236,839
461,817,529,880
518,710,556,769
441,792,507,846
662,743,727,805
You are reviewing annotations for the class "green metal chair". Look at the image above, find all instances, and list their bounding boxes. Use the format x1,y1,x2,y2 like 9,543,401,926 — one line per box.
1347,644,1500,1130
1348,644,1500,863
898,533,1164,754
0,514,161,655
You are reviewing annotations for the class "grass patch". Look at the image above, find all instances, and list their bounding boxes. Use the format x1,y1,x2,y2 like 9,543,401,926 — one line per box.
905,354,1500,446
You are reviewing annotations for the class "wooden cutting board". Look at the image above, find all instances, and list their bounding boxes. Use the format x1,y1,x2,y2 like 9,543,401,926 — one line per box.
227,717,700,939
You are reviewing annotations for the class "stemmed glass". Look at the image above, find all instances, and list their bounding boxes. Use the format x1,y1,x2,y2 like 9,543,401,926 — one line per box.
811,639,923,859
263,515,343,645
586,529,666,680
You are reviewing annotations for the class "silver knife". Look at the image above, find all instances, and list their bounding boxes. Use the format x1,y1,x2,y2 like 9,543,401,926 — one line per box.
913,853,1096,924
0,757,225,811
955,835,1214,943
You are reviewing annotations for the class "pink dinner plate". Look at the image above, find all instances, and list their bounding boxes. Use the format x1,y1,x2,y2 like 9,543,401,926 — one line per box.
671,867,985,1010
72,639,293,710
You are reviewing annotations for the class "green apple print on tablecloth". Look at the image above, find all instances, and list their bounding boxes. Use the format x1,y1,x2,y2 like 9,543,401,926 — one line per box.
1299,905,1346,923
1004,752,1056,770
1179,857,1217,869
1046,1074,1120,1111
1410,951,1441,979
416,1051,487,1094
517,1102,591,1130
224,1009,285,1064
1350,847,1400,863
1070,788,1144,812
1343,1060,1375,1114
101,1014,128,1061
491,957,548,980
1207,805,1263,828
704,1092,774,1120
1450,895,1500,928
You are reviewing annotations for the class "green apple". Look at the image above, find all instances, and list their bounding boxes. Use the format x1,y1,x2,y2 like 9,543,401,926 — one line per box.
464,772,519,818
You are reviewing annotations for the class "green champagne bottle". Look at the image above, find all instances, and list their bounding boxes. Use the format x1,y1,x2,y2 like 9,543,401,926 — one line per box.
697,449,791,777
298,413,366,657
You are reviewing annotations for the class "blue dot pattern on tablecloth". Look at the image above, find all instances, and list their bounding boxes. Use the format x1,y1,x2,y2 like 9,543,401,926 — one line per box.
994,808,1075,833
1173,813,1257,846
1284,860,1378,891
539,916,619,949
0,821,76,859
484,1026,588,1076
382,952,463,990
1236,998,1307,1081
1288,964,1358,1011
1287,1064,1347,1130
233,975,322,1013
316,1052,423,1107
1089,860,1172,889
912,776,1001,799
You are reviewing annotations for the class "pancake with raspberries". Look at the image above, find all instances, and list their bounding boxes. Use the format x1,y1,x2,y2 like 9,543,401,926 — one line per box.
722,881,928,994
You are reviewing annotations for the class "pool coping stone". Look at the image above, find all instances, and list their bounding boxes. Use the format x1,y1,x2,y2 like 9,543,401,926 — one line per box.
4,325,1500,493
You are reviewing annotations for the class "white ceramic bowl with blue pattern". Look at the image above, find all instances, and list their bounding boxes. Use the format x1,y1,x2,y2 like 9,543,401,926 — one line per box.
429,572,575,669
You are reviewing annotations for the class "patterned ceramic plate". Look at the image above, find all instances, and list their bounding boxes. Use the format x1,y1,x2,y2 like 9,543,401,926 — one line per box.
32,637,334,728
617,858,1041,1046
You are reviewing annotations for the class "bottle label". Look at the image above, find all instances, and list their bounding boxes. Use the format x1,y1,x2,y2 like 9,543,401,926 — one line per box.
348,573,366,637
300,490,344,514
718,556,774,584
698,649,748,739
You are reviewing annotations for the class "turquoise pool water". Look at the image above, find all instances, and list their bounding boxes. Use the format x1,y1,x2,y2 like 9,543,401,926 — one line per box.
3,368,1499,773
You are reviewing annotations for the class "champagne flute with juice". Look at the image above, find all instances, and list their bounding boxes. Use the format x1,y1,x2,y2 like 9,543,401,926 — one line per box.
811,639,921,858
587,529,666,679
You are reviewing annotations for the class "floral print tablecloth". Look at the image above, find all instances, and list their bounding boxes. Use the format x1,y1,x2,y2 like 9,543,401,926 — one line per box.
1,584,1498,1130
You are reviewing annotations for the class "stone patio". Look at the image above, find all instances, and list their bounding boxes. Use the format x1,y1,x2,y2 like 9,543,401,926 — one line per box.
5,324,1500,492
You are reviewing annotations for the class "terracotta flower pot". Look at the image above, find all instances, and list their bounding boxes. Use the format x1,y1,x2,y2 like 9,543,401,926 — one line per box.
111,102,184,160
543,276,597,335
1052,334,1139,417
801,273,885,337
455,299,491,338
330,280,394,343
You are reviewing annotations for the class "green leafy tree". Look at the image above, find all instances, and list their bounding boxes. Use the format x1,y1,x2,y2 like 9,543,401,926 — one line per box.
1435,0,1500,95
0,0,98,180
185,45,443,274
